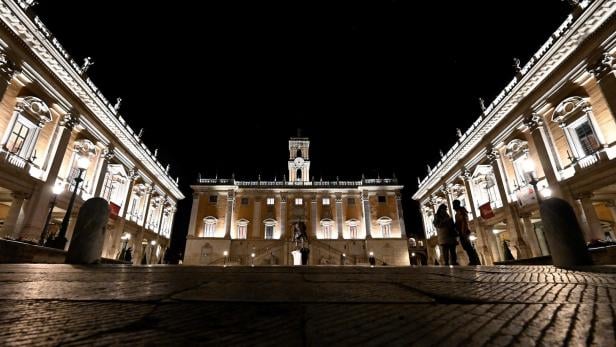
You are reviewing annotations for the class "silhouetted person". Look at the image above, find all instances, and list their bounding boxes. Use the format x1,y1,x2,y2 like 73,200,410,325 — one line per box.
434,204,458,265
125,247,132,263
453,200,481,265
300,246,310,265
503,240,515,261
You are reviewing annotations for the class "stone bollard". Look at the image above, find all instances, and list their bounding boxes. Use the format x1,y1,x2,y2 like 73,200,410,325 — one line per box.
65,198,109,264
540,197,592,267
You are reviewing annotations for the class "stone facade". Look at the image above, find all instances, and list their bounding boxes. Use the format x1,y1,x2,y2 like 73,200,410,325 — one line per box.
185,136,409,266
0,1,184,263
413,1,616,265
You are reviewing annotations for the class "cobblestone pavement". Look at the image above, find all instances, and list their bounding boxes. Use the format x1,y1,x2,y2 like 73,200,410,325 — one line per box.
1,265,615,346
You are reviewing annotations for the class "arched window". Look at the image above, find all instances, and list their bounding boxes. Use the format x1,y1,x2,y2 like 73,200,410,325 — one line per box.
409,238,417,247
552,96,603,160
296,168,302,180
2,96,52,160
319,219,334,239
203,216,218,237
505,139,532,188
236,219,249,239
263,218,277,240
377,216,392,238
345,219,360,239
296,148,302,158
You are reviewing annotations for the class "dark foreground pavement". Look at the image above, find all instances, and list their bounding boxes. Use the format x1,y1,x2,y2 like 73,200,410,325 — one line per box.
1,265,615,346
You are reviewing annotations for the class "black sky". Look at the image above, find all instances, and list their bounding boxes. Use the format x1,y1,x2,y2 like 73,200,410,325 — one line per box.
32,0,571,255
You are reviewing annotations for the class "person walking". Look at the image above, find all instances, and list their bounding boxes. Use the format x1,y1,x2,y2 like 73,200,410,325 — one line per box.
433,204,458,265
453,199,481,265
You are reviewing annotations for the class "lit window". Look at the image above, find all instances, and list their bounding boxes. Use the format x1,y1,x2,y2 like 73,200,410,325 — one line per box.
346,219,360,239
377,216,392,238
3,97,51,160
265,225,274,240
295,198,303,205
322,198,330,205
6,120,30,155
349,225,358,239
267,197,275,205
203,216,217,237
320,219,334,239
569,118,600,157
236,219,249,239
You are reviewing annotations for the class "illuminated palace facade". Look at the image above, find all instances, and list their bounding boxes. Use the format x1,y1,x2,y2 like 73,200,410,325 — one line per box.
184,136,410,266
0,1,184,263
413,1,616,265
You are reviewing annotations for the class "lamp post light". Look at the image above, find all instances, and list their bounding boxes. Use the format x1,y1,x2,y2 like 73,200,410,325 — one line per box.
341,252,346,265
223,250,228,267
522,158,542,205
251,252,256,267
141,239,148,264
50,156,90,250
40,184,64,246
150,240,157,264
369,251,376,267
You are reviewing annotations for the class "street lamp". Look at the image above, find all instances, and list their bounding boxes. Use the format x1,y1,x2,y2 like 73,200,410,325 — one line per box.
119,233,131,260
369,251,375,267
522,158,542,204
223,250,228,267
40,184,64,246
150,240,157,264
49,156,90,249
251,252,255,267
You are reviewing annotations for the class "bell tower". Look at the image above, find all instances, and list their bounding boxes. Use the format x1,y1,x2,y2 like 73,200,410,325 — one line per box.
288,132,310,182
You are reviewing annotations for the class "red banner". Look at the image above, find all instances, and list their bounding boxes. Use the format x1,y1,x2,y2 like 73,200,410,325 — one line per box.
109,202,121,219
479,202,495,219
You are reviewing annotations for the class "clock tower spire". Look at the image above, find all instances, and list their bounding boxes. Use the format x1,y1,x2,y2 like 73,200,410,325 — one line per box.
288,134,310,182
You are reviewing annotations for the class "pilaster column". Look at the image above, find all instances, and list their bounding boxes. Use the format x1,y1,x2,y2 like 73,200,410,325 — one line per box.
487,147,531,259
0,51,19,101
140,186,153,227
155,197,167,234
280,195,287,239
224,191,234,239
335,196,344,239
121,170,139,218
361,192,372,239
520,213,542,257
252,196,261,238
523,114,564,199
311,195,318,239
3,192,28,238
394,194,406,239
187,191,200,237
577,192,604,241
462,169,493,264
588,52,616,122
19,113,80,241
94,146,115,197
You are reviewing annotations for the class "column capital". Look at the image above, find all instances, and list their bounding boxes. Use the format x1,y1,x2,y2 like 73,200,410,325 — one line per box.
0,51,19,80
523,113,544,132
588,52,615,80
576,192,594,200
461,167,473,181
335,197,343,204
486,146,500,164
128,168,140,181
103,146,115,161
60,112,80,130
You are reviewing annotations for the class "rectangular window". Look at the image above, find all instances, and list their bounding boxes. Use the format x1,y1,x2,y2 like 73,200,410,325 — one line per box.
241,197,249,205
512,156,531,187
267,197,275,205
347,198,355,205
265,225,274,240
322,198,330,205
322,224,332,239
381,224,391,238
574,121,600,156
237,225,247,239
295,198,303,205
349,225,358,239
209,195,218,204
378,195,386,203
204,223,215,237
6,121,29,155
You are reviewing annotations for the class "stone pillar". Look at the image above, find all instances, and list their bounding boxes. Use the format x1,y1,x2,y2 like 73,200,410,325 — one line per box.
523,114,564,199
280,195,287,239
3,192,28,238
0,51,19,101
487,147,531,259
461,170,494,264
224,191,234,239
361,192,372,238
395,194,406,239
335,196,343,239
155,198,166,234
577,192,603,241
252,197,261,238
589,53,616,122
140,186,153,228
311,195,318,239
120,170,139,218
187,192,200,237
94,147,115,197
19,113,79,241
520,213,542,257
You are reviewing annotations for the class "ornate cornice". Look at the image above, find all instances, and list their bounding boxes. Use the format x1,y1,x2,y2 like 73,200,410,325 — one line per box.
0,1,184,200
588,51,615,80
523,112,544,132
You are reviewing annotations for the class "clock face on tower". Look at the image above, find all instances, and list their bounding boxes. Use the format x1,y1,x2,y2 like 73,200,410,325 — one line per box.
294,157,304,167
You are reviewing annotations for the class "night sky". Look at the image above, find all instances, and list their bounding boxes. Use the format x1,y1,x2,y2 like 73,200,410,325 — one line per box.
33,1,571,255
